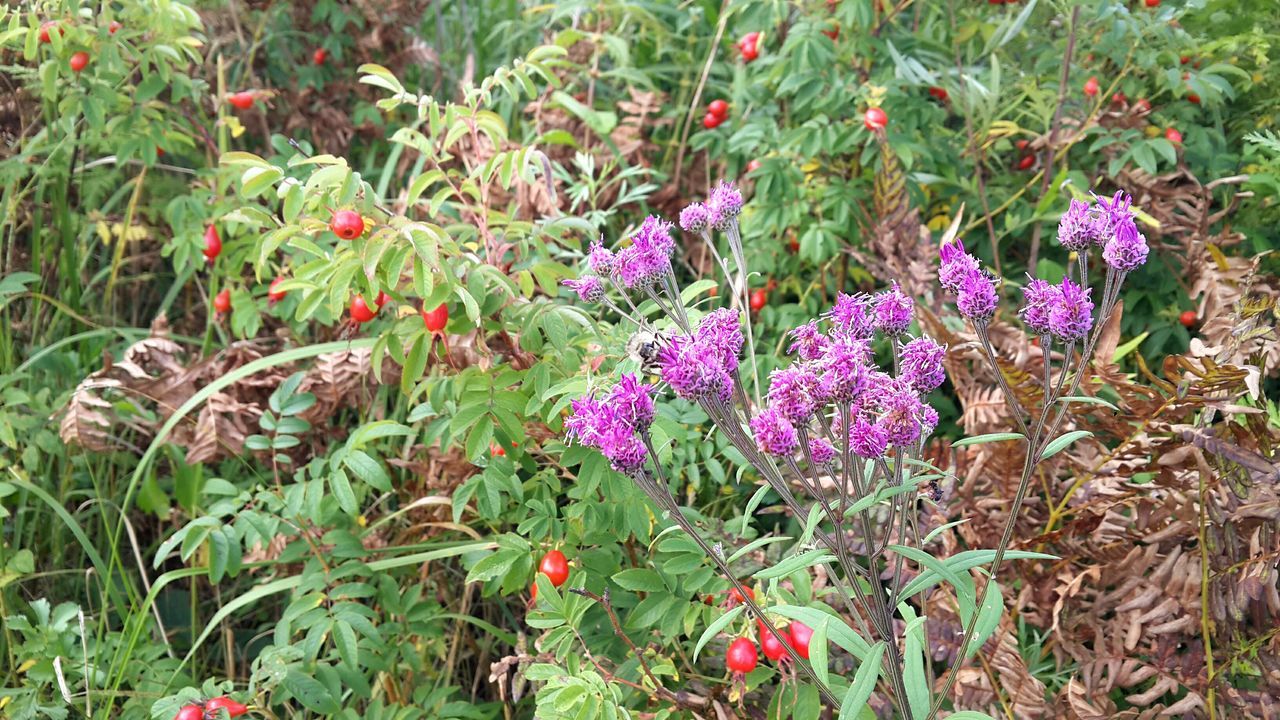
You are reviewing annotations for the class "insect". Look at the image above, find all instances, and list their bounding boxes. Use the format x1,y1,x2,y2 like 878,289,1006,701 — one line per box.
625,330,668,374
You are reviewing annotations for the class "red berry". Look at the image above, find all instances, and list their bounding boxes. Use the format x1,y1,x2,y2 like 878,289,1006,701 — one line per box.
1017,155,1035,171
422,303,449,332
1145,0,1160,6
1180,55,1190,65
749,288,767,312
725,638,758,674
788,621,813,659
737,32,762,61
108,20,123,34
538,550,570,587
758,621,790,662
491,443,506,457
205,697,248,718
213,289,231,315
864,107,887,131
530,581,538,600
708,99,729,119
313,48,327,66
69,51,90,73
227,91,255,110
203,225,222,261
174,705,205,720
741,46,759,62
330,210,365,240
39,21,61,44
268,276,287,304
788,238,800,253
1165,127,1182,144
157,147,166,157
1187,93,1200,104
928,86,948,102
1111,91,1127,105
1179,310,1196,327
746,159,762,173
702,112,721,130
374,290,389,307
1134,98,1152,114
823,24,839,40
1083,76,1099,97
350,295,377,323
727,585,754,606
1015,139,1030,151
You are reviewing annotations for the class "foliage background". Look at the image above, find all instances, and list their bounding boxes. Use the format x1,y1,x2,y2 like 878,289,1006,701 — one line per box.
1,0,1278,718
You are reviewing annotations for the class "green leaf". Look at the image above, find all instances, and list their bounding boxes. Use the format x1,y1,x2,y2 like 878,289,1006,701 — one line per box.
952,432,1024,447
333,619,358,668
344,450,391,492
754,550,836,580
839,642,885,720
1039,430,1093,460
965,579,1004,659
283,669,340,714
612,568,666,592
1112,331,1148,362
329,468,358,515
809,618,830,688
1056,395,1119,412
692,605,744,663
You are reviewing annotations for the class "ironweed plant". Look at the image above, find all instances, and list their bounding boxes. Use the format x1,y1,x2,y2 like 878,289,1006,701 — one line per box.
559,182,1148,717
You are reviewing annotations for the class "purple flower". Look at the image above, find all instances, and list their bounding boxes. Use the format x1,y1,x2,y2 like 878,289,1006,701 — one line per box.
750,407,800,457
695,308,744,373
828,293,875,339
632,215,676,258
657,335,732,401
879,383,925,447
1102,213,1149,273
938,238,982,295
1019,277,1059,336
956,271,998,321
610,373,656,429
614,216,676,288
849,415,889,459
1056,199,1098,252
707,182,744,230
588,238,615,275
596,423,648,473
679,202,712,234
767,364,824,424
565,393,649,473
788,321,831,361
873,283,914,335
819,336,872,404
808,437,837,464
1048,278,1094,342
919,406,939,438
563,276,604,302
898,336,947,394
565,396,607,447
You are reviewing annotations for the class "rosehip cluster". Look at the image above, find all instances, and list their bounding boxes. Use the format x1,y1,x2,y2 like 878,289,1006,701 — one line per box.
173,696,248,720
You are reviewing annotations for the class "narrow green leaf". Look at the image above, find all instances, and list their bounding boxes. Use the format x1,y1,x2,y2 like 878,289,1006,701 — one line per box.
952,432,1025,447
693,605,744,663
1039,430,1093,460
839,642,885,720
1056,395,1119,411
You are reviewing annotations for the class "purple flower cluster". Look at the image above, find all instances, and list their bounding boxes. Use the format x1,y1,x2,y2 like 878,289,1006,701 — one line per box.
1058,191,1149,274
747,283,945,461
873,283,914,335
706,182,744,231
679,203,711,234
1019,276,1095,342
751,407,799,457
657,335,733,401
614,216,676,289
695,308,745,370
565,373,656,473
563,275,604,302
938,238,999,322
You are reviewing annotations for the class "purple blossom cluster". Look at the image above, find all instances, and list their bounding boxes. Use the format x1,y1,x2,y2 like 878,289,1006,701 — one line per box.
749,284,947,461
565,373,656,473
655,309,745,402
945,191,1147,339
